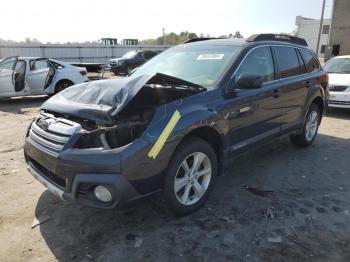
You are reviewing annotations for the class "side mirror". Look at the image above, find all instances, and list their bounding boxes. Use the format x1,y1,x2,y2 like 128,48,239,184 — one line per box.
237,73,264,89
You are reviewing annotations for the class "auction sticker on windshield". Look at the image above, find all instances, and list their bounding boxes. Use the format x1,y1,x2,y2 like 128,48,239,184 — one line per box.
197,54,224,60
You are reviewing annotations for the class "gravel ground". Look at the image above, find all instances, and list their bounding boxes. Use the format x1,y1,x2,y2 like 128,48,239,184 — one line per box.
0,95,350,262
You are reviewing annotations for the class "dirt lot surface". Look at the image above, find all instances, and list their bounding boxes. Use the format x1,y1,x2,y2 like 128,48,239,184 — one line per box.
0,95,350,262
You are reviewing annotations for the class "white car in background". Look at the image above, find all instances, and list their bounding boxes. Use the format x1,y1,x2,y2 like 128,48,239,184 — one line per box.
323,55,350,108
0,57,89,98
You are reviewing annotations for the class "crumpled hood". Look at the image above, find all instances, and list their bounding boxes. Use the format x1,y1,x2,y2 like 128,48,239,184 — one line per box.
41,74,155,124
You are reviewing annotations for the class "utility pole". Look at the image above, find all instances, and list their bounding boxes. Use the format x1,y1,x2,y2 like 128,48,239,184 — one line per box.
327,0,336,45
162,28,166,45
316,0,326,57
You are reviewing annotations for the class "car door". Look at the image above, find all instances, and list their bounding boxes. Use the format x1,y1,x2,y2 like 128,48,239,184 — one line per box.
0,57,17,96
223,46,284,155
143,50,157,61
272,46,310,128
13,60,27,92
134,52,146,67
26,58,51,94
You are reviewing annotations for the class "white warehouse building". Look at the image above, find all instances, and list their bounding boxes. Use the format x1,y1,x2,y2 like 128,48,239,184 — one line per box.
295,16,331,58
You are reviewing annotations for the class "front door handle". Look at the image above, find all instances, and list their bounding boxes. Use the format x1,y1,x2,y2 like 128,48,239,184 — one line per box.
271,89,280,98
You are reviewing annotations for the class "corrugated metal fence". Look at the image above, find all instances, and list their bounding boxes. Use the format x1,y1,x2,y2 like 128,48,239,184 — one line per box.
0,44,171,64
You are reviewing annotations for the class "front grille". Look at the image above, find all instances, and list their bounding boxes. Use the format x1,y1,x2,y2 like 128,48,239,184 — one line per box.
329,85,349,92
29,121,70,156
28,113,81,157
30,158,66,189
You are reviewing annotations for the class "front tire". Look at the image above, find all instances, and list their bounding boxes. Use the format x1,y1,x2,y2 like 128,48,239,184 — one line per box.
126,66,133,75
290,103,321,147
163,137,217,215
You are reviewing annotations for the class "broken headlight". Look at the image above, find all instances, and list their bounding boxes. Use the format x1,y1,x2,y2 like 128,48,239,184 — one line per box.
75,122,149,149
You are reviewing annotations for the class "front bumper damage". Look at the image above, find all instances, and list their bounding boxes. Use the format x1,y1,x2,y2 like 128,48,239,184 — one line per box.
24,73,205,208
25,133,141,209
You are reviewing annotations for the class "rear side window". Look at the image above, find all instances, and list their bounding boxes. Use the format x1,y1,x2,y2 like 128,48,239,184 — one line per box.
300,49,320,72
274,46,301,79
51,61,64,69
30,60,49,71
235,46,275,83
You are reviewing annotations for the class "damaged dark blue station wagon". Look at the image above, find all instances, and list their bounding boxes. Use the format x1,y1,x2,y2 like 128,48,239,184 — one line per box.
24,34,329,214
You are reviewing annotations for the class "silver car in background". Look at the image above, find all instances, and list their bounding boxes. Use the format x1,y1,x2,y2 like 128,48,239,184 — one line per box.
323,55,350,108
0,57,89,98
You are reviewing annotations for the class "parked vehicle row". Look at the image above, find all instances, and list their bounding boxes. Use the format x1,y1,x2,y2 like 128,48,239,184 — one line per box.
0,57,88,98
108,50,159,75
24,34,329,214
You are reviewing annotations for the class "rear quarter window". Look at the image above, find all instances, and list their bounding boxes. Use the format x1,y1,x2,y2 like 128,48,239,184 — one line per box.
300,49,320,73
274,46,301,79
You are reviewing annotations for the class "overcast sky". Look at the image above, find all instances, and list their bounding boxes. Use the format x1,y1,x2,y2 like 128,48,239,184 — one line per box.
0,0,333,43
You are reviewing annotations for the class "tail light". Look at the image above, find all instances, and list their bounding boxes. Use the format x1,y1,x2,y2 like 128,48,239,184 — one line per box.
319,73,329,83
80,70,87,76
319,73,329,90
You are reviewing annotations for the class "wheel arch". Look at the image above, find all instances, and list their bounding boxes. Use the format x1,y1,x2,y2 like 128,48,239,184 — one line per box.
304,83,326,121
54,79,75,93
180,126,224,175
312,96,324,117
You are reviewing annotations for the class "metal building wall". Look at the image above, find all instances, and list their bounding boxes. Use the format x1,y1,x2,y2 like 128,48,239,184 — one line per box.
0,45,171,63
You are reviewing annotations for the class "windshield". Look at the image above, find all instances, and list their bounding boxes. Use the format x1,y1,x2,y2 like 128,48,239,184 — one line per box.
132,45,242,87
122,51,137,59
323,58,350,73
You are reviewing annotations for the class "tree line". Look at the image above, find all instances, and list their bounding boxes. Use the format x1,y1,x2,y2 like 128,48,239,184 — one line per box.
140,31,244,45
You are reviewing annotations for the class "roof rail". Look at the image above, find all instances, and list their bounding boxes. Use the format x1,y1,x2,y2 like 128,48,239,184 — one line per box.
247,34,308,47
182,38,222,44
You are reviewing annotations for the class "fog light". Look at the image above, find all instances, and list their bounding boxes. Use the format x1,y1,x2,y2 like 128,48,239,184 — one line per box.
94,185,112,202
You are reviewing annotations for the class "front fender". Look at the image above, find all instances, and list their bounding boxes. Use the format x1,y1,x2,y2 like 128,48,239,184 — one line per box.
124,99,219,186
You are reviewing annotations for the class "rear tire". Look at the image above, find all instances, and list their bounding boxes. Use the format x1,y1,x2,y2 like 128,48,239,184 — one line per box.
290,103,321,147
163,137,217,215
55,80,73,93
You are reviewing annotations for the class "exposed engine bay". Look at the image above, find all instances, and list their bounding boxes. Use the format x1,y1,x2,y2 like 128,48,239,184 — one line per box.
41,73,206,149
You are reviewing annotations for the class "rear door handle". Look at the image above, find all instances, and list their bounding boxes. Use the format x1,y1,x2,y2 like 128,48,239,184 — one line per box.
271,89,280,98
302,80,311,88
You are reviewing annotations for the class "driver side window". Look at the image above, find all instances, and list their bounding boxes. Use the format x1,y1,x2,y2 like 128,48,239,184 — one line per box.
136,52,144,59
235,46,275,83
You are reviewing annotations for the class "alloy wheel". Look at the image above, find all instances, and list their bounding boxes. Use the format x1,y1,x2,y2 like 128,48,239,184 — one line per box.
174,152,212,206
305,110,318,141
